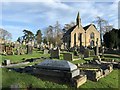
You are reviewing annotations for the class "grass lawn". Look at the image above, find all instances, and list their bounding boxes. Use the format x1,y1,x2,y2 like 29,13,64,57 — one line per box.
1,51,50,63
2,68,68,88
80,69,119,89
2,68,119,89
1,50,120,89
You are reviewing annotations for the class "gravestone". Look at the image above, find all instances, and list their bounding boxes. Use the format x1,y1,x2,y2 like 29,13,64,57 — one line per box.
27,45,33,54
4,59,10,65
60,44,64,50
50,44,53,49
43,49,49,54
63,53,73,61
84,49,90,58
50,47,60,59
101,46,105,57
95,38,99,56
79,46,85,54
10,84,19,89
0,44,5,54
5,46,13,55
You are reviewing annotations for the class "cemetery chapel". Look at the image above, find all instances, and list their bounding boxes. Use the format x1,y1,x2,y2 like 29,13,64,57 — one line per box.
63,12,101,48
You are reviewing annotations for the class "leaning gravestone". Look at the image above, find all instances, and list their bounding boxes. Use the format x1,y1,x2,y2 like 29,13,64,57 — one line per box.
50,47,60,59
27,45,33,54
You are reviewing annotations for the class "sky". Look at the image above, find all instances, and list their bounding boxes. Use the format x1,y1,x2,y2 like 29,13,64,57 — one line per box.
0,0,119,41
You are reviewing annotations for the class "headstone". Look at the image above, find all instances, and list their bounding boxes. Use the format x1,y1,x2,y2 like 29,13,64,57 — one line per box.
10,84,19,89
60,44,64,50
5,46,13,55
84,49,90,58
50,43,53,49
27,45,33,54
95,38,99,56
101,46,104,57
50,47,60,59
63,53,73,61
4,59,10,65
43,49,49,54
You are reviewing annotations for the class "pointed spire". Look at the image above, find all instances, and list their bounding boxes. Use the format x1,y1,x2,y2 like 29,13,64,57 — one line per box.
76,12,81,28
77,12,80,20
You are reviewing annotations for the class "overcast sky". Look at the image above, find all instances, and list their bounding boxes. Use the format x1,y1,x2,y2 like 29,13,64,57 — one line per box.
0,0,119,41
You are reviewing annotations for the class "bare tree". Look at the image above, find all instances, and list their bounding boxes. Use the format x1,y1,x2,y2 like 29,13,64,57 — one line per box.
63,21,75,33
54,21,63,46
0,28,12,40
92,16,113,45
44,21,63,47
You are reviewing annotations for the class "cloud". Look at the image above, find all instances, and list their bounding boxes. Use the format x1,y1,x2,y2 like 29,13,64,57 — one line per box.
1,0,118,41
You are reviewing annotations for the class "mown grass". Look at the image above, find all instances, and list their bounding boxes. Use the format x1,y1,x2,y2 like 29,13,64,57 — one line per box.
2,51,50,63
80,69,119,89
2,68,119,89
1,50,120,89
2,68,68,88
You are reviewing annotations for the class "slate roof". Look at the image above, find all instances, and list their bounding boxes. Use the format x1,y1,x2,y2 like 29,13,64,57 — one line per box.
63,24,97,37
63,25,77,37
83,24,97,31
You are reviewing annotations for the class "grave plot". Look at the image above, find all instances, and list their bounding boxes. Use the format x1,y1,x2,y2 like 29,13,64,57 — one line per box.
63,53,81,61
33,59,87,88
100,58,120,69
50,47,60,59
78,59,113,81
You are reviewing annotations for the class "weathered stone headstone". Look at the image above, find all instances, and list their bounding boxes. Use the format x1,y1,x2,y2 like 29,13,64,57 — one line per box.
4,59,10,65
84,49,90,58
101,46,104,57
5,46,13,55
27,45,33,54
60,44,64,50
43,49,49,54
63,53,73,61
49,44,53,49
95,38,99,56
10,84,19,89
50,47,60,59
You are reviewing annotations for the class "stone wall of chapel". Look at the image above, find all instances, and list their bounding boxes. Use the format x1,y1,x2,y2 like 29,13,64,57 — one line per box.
85,25,101,47
71,25,85,47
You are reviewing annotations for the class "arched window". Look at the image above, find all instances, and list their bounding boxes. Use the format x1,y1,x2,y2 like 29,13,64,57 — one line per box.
74,33,76,46
90,40,94,47
78,33,82,46
90,32,94,39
